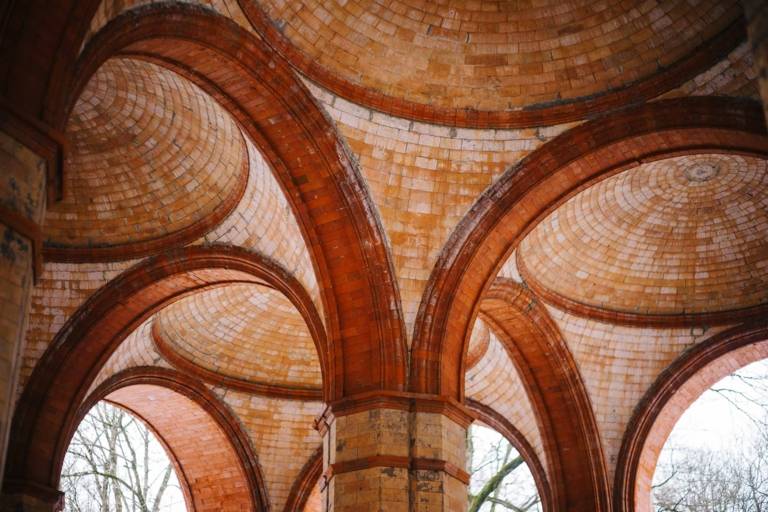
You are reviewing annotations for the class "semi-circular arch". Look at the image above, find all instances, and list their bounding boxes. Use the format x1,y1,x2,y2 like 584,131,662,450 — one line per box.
478,279,608,511
467,398,555,512
613,322,768,512
5,246,328,495
50,2,407,399
411,97,768,402
76,366,270,511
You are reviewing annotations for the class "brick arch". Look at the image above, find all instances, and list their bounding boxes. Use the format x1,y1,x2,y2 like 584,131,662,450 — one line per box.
76,366,269,511
282,447,322,512
467,399,555,512
411,96,768,401
613,322,768,512
478,278,608,511
52,2,406,399
4,246,330,495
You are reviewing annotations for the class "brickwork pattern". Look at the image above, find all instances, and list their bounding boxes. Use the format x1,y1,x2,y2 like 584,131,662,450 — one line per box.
199,138,322,319
662,42,760,100
86,319,170,395
20,258,137,395
46,58,245,251
465,330,546,478
108,384,253,511
84,0,255,49
326,408,468,511
520,154,768,316
307,81,576,338
220,390,323,511
547,304,733,481
261,0,738,111
155,283,322,390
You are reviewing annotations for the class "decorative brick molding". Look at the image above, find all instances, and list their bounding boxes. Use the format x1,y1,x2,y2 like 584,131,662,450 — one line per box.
237,1,745,129
76,367,269,511
479,279,609,511
516,251,768,328
283,447,322,512
4,246,332,492
151,322,323,401
411,96,768,402
613,322,768,512
467,399,555,512
317,390,474,432
54,3,406,398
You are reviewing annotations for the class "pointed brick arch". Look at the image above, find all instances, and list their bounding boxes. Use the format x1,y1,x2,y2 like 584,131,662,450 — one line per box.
4,246,328,495
411,97,768,403
467,399,554,512
76,366,270,511
613,322,768,512
49,3,406,400
478,279,608,511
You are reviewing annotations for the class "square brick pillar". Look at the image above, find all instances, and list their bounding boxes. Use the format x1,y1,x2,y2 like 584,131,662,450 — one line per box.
316,394,471,511
0,107,61,508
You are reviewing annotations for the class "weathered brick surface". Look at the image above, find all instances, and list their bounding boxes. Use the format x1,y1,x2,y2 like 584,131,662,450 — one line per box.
108,384,254,511
46,58,246,255
198,138,322,319
260,0,738,112
0,131,45,486
86,319,170,394
220,390,323,511
307,81,575,340
325,408,468,511
662,42,760,100
20,258,137,395
84,0,255,50
1,2,767,510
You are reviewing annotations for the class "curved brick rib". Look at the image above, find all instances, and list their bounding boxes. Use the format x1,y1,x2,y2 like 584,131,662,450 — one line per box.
411,97,768,402
55,3,406,398
75,366,269,511
6,246,329,490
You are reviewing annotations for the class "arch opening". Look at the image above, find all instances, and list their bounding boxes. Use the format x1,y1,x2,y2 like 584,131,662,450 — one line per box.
467,422,543,512
62,400,189,512
613,324,768,512
633,341,768,512
650,358,768,511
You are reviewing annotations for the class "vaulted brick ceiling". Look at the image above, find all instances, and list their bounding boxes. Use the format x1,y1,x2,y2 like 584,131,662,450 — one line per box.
47,58,247,253
257,0,739,110
519,153,768,316
4,0,767,510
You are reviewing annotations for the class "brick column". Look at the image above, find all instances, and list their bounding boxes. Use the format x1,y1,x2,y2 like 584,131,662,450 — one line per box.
0,106,62,511
317,394,471,511
743,0,768,123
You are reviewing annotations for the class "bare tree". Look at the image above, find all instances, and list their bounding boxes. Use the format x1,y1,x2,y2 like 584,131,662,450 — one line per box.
61,402,183,512
467,425,541,512
653,361,768,512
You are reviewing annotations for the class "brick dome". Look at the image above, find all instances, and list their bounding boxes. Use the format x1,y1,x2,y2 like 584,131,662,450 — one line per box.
255,0,738,111
154,283,322,392
45,58,247,256
518,154,768,316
